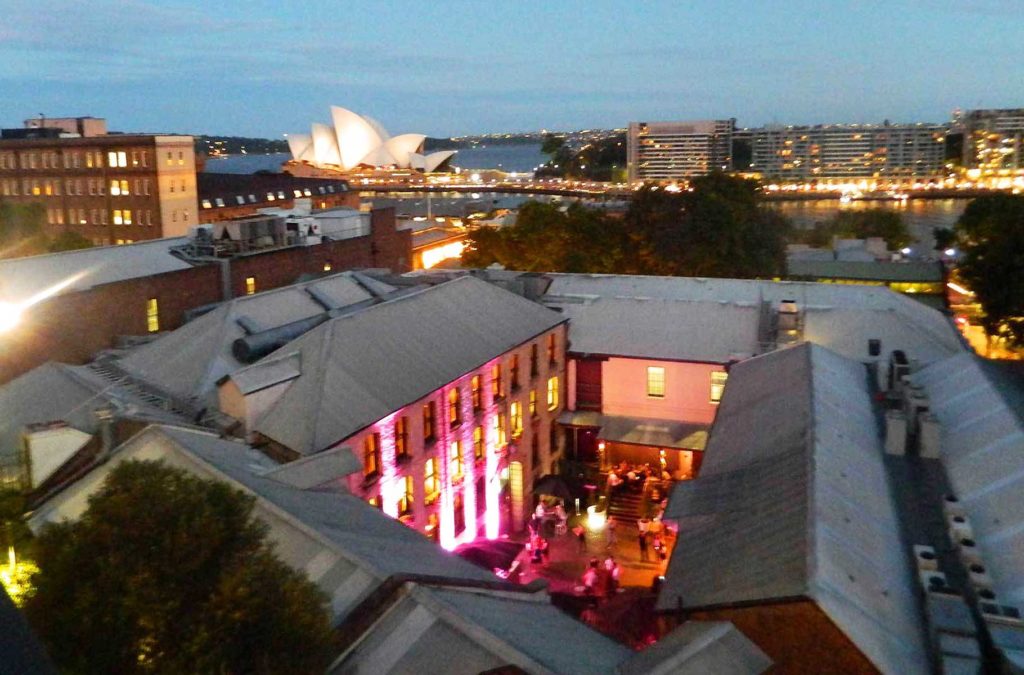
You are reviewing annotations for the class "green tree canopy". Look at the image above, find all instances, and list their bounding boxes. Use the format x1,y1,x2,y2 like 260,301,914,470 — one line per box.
465,173,790,279
24,460,334,674
955,194,1024,345
47,230,94,253
540,133,565,156
794,208,911,250
625,174,790,278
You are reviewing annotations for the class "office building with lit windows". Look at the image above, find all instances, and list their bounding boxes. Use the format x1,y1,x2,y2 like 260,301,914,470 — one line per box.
0,117,199,245
750,122,946,183
958,108,1024,180
626,119,734,183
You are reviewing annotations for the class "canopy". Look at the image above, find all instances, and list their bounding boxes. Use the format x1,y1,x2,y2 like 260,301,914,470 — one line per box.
532,474,573,501
453,540,525,572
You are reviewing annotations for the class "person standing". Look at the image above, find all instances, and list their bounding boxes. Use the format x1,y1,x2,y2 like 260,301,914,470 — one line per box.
573,523,587,553
638,530,649,562
605,516,617,549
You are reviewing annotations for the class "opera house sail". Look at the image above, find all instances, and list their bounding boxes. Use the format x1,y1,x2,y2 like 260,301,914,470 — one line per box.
286,106,455,173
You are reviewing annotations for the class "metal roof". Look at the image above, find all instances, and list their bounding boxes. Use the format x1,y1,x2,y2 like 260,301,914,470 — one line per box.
243,275,566,456
542,272,962,366
0,237,192,303
118,271,392,404
914,353,1024,605
657,342,928,674
618,621,772,675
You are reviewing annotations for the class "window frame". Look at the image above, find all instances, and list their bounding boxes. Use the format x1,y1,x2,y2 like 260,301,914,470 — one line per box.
646,366,666,398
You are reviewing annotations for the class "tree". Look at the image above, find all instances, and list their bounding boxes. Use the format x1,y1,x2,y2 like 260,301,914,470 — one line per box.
47,230,94,253
625,174,790,278
955,194,1024,346
933,226,956,252
24,460,334,674
0,200,48,258
540,133,565,156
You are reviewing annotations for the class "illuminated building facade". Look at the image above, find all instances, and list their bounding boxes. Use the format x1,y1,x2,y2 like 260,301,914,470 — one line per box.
959,108,1024,183
750,122,946,184
627,119,734,183
219,276,567,548
0,119,199,244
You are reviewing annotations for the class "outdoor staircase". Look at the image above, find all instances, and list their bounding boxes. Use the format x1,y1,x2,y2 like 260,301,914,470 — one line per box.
607,490,643,523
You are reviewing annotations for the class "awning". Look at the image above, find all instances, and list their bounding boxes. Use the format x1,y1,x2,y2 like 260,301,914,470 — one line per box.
557,410,603,428
598,415,708,451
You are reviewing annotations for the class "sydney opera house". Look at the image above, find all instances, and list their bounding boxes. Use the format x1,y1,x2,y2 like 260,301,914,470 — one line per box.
285,106,455,173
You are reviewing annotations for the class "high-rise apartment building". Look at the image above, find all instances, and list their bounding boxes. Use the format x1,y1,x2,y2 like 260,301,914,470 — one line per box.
627,119,734,183
958,108,1024,177
750,122,946,184
0,117,199,245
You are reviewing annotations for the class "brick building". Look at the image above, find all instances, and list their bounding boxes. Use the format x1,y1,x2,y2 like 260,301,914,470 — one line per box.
196,172,359,222
0,119,198,244
0,207,409,384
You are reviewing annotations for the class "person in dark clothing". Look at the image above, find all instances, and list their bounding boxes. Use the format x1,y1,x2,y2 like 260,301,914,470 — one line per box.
638,531,650,562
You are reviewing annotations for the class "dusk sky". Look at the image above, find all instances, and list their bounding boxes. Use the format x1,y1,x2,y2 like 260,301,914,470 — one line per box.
2,0,1021,138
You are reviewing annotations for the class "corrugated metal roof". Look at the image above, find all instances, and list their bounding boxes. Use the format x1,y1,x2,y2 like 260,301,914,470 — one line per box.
542,273,962,366
245,275,565,456
119,272,391,404
657,343,927,674
0,238,192,302
914,353,1024,605
618,621,772,675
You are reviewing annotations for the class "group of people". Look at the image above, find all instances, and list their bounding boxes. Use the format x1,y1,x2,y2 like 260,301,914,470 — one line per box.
637,515,668,562
605,462,672,495
527,500,568,566
581,556,621,600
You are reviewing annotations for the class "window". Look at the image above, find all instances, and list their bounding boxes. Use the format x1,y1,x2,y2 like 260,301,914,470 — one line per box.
178,151,184,166
491,363,503,401
647,366,666,398
424,458,439,504
547,376,559,411
453,493,465,537
122,209,132,225
113,210,124,225
423,401,436,443
448,387,461,427
710,371,728,404
531,434,540,469
547,333,557,363
473,425,484,461
494,412,507,447
166,151,173,165
530,343,539,377
108,151,126,168
449,440,464,481
363,433,381,479
398,476,414,516
245,277,256,295
471,375,482,411
395,416,410,462
110,179,128,195
146,298,159,332
529,389,538,417
510,354,520,389
367,494,382,510
510,401,523,438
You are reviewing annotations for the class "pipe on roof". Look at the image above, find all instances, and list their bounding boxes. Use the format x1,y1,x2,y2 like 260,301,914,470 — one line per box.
231,312,329,364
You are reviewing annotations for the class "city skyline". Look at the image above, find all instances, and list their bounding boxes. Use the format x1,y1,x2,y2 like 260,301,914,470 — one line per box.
2,0,1022,138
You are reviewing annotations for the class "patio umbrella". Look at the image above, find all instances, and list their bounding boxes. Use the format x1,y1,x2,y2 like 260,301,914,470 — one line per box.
454,540,525,572
532,474,573,501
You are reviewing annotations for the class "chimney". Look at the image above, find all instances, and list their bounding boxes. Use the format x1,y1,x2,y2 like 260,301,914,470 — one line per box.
94,406,115,460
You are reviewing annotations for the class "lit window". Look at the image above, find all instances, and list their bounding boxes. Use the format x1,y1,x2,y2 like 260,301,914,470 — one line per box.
122,209,132,225
448,387,461,427
449,441,464,481
491,363,503,400
473,425,484,461
710,371,728,404
647,366,666,398
529,389,537,416
423,401,436,443
494,412,507,447
510,401,523,438
146,298,159,333
323,262,332,272
108,151,118,167
398,476,414,516
245,277,256,295
547,333,557,363
363,433,381,479
395,416,409,461
471,375,482,411
547,376,559,411
113,210,123,225
424,458,439,504
117,151,127,167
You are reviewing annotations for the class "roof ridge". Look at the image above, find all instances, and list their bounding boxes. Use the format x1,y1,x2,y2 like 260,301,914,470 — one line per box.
803,342,818,596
